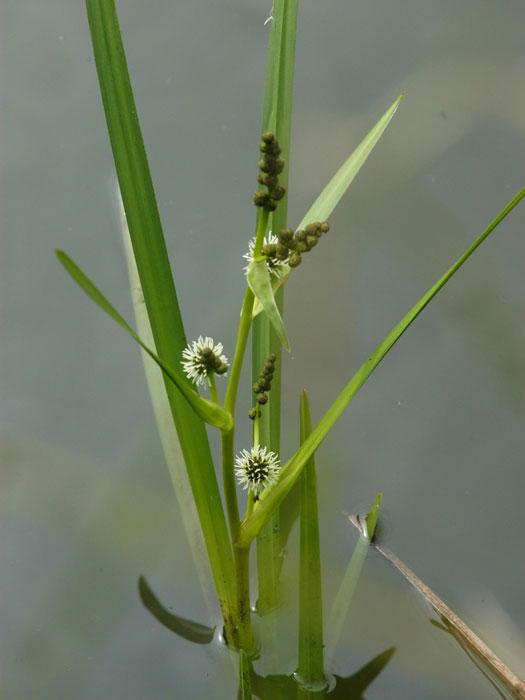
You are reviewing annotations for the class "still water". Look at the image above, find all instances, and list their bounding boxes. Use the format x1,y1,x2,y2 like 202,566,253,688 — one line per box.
1,0,525,697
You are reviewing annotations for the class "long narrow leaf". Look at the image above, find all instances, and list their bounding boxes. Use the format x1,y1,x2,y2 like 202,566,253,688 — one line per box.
253,93,404,317
298,390,324,685
57,251,233,432
254,0,298,617
84,0,237,626
119,192,216,615
237,187,525,546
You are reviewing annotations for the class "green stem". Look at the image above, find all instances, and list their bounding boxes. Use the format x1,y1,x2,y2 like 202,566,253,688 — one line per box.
253,209,269,258
209,374,220,405
234,545,254,650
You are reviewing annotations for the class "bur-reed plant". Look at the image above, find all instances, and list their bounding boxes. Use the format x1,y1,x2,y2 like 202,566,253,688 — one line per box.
57,0,524,695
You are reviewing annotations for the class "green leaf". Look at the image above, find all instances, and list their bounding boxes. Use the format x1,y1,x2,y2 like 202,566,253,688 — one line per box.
254,0,298,618
120,198,217,616
237,186,525,547
246,259,290,351
56,250,233,433
365,492,382,541
330,647,395,698
298,390,324,685
138,576,215,644
297,94,404,228
84,0,238,634
238,650,253,700
252,93,404,317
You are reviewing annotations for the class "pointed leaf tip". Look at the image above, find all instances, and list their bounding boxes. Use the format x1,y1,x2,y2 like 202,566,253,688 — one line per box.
246,259,290,351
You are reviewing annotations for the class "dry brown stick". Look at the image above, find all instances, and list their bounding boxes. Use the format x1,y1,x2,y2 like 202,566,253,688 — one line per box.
347,515,525,700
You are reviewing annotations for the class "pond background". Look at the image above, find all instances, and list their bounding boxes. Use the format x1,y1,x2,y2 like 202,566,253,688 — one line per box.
1,0,525,697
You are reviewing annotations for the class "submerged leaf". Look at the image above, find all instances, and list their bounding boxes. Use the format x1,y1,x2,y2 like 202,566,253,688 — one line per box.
138,576,215,644
330,647,395,698
56,250,233,432
246,259,290,351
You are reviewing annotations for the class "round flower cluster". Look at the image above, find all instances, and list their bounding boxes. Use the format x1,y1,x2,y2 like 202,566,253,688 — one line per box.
235,444,280,499
253,132,286,212
181,336,228,389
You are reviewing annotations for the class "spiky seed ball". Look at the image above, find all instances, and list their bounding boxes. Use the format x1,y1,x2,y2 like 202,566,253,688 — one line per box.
320,222,330,233
257,393,268,405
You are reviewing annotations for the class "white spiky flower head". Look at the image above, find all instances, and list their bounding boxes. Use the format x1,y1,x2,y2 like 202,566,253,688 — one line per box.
243,233,289,278
181,336,229,389
235,444,280,499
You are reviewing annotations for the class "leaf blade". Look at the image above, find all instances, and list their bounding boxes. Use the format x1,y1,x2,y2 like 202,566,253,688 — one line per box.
138,576,215,645
56,250,233,432
237,187,525,547
252,93,404,316
246,260,290,351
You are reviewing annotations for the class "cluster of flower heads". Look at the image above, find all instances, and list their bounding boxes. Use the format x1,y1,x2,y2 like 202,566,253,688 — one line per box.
235,444,280,499
181,336,229,389
266,221,330,269
248,353,277,419
253,132,286,212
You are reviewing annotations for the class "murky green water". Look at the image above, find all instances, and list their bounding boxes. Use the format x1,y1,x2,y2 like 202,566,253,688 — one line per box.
2,0,525,697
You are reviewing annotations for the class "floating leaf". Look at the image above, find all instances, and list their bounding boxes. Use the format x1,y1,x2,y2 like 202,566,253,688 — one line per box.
56,250,233,432
138,576,215,644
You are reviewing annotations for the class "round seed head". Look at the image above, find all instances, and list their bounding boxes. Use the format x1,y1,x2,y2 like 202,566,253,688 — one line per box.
320,221,330,233
257,393,268,405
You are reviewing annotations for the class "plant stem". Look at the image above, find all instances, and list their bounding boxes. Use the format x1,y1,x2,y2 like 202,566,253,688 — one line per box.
209,374,220,405
234,545,254,650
